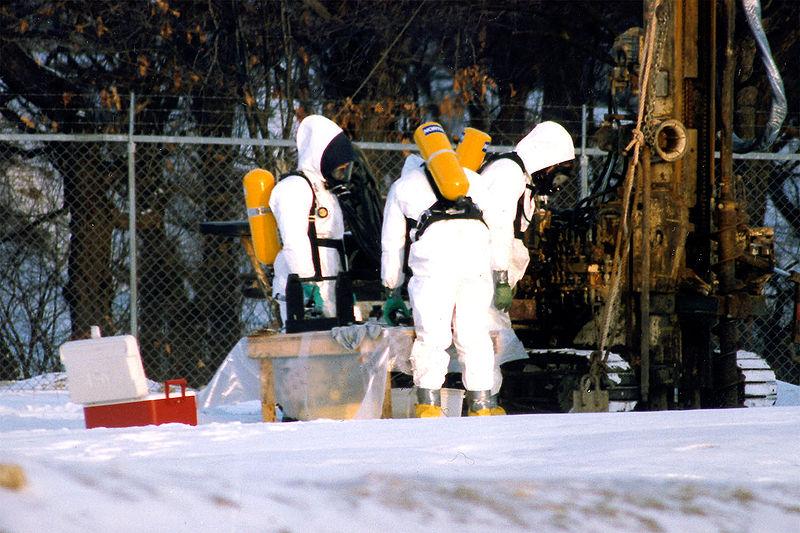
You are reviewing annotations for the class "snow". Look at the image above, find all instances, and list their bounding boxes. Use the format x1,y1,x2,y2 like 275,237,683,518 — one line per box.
1,376,800,532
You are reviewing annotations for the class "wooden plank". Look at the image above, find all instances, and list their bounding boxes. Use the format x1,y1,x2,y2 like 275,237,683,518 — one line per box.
248,330,355,359
381,372,393,419
260,359,276,422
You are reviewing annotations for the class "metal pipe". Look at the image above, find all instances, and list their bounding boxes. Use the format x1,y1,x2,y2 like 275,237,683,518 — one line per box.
580,104,589,199
792,271,800,344
128,92,138,338
715,0,742,407
640,147,652,403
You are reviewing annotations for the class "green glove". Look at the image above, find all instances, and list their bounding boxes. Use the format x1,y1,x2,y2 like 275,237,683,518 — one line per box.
382,287,411,326
302,283,324,312
493,271,513,312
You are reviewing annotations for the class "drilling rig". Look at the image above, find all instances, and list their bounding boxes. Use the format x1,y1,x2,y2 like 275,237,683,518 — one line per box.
237,0,788,417
503,0,786,412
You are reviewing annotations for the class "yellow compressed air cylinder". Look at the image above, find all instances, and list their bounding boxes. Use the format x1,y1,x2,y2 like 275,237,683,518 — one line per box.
456,127,492,171
413,122,469,201
243,168,281,265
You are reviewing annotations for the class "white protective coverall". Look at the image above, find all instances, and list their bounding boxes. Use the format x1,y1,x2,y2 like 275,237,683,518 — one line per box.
270,115,348,321
479,121,576,393
381,155,495,392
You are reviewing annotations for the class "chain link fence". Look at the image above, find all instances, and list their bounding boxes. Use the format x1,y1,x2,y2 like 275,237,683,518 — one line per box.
2,105,799,390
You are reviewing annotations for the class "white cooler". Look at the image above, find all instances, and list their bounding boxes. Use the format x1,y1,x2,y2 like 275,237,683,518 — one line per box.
59,332,148,405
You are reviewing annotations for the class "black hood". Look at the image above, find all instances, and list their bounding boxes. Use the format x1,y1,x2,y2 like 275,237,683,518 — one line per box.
320,131,355,185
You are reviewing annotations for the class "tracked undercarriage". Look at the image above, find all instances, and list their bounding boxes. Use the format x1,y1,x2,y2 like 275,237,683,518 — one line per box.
499,348,777,413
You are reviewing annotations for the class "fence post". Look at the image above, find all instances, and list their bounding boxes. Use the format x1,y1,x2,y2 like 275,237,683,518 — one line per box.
128,92,138,338
580,103,589,199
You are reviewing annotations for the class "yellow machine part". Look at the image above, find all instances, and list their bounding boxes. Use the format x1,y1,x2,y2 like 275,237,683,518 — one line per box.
456,127,492,171
243,168,281,265
413,122,469,201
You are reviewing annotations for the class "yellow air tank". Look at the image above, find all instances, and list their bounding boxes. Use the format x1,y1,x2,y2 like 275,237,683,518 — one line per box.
456,127,492,171
413,122,469,201
243,168,281,265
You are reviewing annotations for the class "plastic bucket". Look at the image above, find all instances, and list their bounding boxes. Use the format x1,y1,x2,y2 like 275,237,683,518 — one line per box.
440,388,464,417
390,388,415,418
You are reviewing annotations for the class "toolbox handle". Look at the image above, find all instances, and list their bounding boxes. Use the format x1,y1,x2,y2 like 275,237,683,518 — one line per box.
164,378,188,399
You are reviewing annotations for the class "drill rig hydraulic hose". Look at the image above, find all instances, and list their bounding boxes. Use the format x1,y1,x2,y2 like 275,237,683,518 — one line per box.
733,0,787,153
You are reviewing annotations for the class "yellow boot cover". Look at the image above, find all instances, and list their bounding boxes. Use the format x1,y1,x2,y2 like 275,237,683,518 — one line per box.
466,390,507,416
415,403,443,418
467,405,506,416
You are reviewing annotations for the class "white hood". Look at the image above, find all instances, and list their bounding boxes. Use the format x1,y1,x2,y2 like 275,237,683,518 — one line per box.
296,115,345,182
514,121,575,175
401,154,425,177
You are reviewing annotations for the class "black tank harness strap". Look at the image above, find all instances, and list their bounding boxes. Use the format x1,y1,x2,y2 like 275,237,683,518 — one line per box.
423,165,446,203
479,151,530,240
411,166,486,242
513,195,526,240
402,216,415,278
281,170,346,279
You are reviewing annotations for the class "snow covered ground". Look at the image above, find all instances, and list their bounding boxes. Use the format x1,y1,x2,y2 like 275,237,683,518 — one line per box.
1,377,800,532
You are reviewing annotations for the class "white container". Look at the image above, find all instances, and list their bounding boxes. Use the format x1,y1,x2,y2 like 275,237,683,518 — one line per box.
440,388,464,417
59,334,148,405
390,388,415,418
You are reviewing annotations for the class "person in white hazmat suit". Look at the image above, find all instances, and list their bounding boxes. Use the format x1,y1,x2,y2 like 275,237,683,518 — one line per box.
270,115,355,323
381,154,499,417
476,120,576,398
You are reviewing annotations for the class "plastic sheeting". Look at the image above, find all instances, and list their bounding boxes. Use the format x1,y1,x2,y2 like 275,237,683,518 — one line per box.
197,325,528,417
267,326,392,420
199,325,394,420
386,327,528,376
196,338,260,410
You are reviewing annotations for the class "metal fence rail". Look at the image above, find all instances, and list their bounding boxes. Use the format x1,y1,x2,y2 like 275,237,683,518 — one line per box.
2,127,799,390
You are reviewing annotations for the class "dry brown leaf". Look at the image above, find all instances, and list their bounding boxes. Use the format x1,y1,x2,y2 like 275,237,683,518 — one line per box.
111,86,121,111
95,16,108,37
138,55,150,77
0,464,26,491
160,22,173,39
244,89,255,107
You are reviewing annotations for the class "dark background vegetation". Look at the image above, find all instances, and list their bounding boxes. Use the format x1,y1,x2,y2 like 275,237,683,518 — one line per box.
1,0,798,385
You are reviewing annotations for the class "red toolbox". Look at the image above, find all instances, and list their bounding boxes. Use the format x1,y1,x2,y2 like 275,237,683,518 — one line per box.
84,379,198,429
